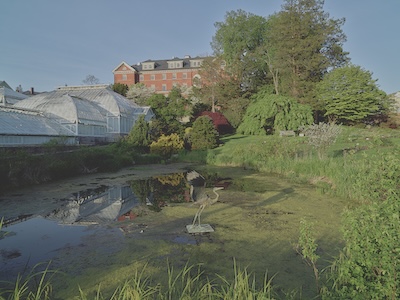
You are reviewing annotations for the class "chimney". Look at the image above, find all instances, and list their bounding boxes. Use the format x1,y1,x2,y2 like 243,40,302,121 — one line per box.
30,87,34,95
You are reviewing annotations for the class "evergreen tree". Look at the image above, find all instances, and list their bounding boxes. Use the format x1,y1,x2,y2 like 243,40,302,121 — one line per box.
189,116,219,150
267,0,349,106
126,115,150,152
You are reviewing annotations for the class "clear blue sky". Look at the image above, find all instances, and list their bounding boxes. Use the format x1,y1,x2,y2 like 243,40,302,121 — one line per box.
1,0,399,94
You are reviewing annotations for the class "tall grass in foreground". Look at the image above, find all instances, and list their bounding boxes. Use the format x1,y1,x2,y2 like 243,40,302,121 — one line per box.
1,255,276,299
0,263,57,300
73,261,275,300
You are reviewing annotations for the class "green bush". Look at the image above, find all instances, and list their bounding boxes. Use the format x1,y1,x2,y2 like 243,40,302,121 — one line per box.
189,116,219,150
150,134,184,158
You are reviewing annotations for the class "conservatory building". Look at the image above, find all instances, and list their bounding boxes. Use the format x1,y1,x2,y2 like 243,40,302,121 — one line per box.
3,85,154,146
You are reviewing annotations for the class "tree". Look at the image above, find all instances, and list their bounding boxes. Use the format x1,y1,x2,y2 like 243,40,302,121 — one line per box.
126,83,155,105
193,56,237,112
147,92,185,138
82,75,100,85
192,56,247,128
267,0,349,106
237,87,313,135
112,83,128,97
189,116,219,150
211,10,270,93
316,65,390,124
126,115,150,152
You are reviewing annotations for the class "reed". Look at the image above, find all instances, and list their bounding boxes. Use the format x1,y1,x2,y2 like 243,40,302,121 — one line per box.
0,263,57,300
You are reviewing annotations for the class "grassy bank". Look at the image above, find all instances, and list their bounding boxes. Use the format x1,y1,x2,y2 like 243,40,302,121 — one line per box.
186,126,400,206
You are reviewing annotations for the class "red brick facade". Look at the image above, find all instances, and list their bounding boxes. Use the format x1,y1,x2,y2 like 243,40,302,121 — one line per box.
112,56,205,96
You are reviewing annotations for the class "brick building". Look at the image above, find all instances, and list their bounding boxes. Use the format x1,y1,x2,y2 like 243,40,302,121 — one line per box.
112,55,206,96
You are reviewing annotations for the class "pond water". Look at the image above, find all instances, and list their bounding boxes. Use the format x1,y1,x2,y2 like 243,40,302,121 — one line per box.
0,165,345,298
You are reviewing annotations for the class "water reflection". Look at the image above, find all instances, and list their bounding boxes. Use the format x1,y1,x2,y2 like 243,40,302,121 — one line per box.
2,172,190,227
47,185,141,225
0,171,225,282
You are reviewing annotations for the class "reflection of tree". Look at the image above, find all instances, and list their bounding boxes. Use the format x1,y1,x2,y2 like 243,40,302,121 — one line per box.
152,173,187,204
129,173,188,212
154,173,185,186
130,179,152,204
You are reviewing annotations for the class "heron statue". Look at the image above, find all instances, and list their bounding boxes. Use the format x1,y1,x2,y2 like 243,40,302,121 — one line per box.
186,170,224,228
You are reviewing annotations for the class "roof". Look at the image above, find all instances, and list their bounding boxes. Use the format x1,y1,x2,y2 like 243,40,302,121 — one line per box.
0,107,75,136
0,81,12,89
112,61,137,73
0,86,28,105
55,85,141,116
132,56,207,72
13,93,106,125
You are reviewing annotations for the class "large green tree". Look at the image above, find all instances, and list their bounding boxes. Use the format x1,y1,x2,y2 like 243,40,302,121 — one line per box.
237,87,313,135
212,10,270,93
267,0,349,106
316,65,389,124
147,89,188,137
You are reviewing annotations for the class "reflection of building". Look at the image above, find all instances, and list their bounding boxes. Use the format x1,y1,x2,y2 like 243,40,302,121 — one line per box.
47,186,141,225
113,56,206,96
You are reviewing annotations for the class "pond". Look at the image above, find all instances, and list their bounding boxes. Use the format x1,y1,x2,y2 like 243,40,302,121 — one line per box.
0,164,345,298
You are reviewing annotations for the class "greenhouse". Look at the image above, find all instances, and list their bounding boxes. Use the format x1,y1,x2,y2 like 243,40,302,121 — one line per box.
55,85,154,136
7,85,155,145
0,107,76,146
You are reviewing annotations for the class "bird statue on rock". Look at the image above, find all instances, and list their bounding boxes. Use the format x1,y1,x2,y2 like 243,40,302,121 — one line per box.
186,170,224,227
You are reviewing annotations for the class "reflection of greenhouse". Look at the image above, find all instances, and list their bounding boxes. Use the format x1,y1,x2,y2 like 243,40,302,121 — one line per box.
47,186,141,225
1,85,154,146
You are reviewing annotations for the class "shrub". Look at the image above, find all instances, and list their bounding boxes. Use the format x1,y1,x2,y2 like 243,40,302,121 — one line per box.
189,116,219,150
300,122,342,159
150,134,184,158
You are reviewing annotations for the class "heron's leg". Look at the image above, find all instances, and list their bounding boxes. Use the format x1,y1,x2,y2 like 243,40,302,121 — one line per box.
192,206,202,226
197,205,206,225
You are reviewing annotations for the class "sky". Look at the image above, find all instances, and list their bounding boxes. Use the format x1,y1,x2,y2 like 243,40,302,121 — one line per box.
1,0,399,94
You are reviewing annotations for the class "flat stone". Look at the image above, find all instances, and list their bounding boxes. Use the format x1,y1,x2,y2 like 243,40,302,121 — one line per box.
186,224,214,234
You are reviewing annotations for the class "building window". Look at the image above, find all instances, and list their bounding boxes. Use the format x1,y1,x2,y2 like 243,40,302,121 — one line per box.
182,73,187,79
162,84,167,91
122,74,127,81
151,74,155,80
139,75,144,81
162,73,167,80
172,73,177,79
